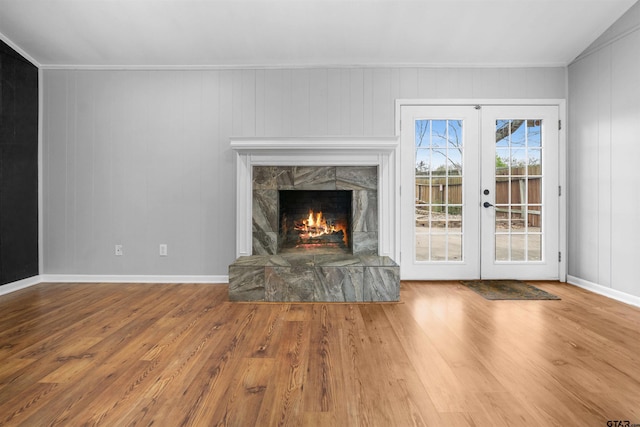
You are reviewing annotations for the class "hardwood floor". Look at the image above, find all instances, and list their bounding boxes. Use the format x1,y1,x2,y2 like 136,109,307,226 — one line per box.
0,281,639,426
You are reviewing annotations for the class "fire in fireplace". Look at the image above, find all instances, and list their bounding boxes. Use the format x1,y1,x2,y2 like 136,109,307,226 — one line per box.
278,190,352,254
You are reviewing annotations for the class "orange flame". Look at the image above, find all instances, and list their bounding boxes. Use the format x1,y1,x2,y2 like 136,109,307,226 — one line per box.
297,209,348,246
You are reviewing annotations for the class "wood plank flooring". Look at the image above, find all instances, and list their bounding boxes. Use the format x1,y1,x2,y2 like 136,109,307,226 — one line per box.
0,281,639,426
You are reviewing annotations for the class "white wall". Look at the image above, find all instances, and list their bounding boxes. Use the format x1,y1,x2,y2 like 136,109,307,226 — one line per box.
568,1,640,299
42,67,565,277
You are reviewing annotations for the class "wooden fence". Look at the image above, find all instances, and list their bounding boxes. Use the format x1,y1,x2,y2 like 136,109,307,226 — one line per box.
416,166,542,226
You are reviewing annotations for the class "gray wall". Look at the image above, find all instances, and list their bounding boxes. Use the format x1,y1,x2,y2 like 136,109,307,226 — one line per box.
568,1,640,298
42,67,565,276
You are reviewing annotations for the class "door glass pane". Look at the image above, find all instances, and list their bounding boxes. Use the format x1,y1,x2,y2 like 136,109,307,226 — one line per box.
415,119,464,262
495,177,509,204
495,234,509,261
510,234,526,261
528,205,542,229
449,234,462,260
527,120,542,147
528,149,542,171
528,234,542,261
494,119,544,262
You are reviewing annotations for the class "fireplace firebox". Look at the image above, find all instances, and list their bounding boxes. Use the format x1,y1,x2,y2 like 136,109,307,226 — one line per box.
278,190,352,254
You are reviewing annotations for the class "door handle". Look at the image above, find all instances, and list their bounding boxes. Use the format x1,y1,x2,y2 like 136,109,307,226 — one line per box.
483,202,494,208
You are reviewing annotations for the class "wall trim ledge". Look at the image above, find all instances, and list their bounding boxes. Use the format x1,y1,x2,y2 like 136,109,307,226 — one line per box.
567,275,640,308
0,275,42,296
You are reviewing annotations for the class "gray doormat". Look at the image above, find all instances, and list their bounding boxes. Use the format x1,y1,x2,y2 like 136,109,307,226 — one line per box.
461,280,561,300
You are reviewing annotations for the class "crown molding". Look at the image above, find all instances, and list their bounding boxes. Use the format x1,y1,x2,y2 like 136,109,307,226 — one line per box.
39,62,569,71
0,31,40,67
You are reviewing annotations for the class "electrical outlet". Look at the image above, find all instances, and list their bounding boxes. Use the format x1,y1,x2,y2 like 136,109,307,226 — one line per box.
115,244,123,256
159,244,168,256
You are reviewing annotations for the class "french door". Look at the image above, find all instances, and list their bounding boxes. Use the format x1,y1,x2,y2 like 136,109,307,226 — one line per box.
400,104,560,280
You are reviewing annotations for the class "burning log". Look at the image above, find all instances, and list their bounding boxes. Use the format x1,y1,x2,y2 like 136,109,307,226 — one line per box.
291,209,347,246
293,223,339,233
297,230,345,245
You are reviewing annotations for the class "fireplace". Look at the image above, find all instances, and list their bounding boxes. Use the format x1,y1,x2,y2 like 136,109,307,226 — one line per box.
278,190,352,254
228,137,400,302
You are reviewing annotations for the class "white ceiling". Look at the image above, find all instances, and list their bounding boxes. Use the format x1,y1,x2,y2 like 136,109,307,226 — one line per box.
0,0,637,68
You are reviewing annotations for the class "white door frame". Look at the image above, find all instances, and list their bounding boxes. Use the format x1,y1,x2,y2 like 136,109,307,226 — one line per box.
395,99,567,282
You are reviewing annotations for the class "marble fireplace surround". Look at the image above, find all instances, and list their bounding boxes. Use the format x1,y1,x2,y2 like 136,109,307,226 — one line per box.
231,137,399,259
253,165,377,256
229,137,400,302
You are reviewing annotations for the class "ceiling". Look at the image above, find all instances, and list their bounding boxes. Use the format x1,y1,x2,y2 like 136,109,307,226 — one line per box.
0,0,637,68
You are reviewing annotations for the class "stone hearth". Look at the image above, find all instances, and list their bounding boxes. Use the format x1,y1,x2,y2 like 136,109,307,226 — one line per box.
229,254,399,302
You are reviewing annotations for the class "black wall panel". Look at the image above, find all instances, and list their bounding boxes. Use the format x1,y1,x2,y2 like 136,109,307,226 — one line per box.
0,40,39,285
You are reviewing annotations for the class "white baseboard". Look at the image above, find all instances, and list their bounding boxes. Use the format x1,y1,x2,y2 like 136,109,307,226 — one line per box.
40,274,229,284
567,275,640,308
0,275,42,296
0,275,229,297
8,274,637,308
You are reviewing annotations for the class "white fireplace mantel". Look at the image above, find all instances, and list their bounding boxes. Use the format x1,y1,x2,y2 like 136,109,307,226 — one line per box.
231,136,400,261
